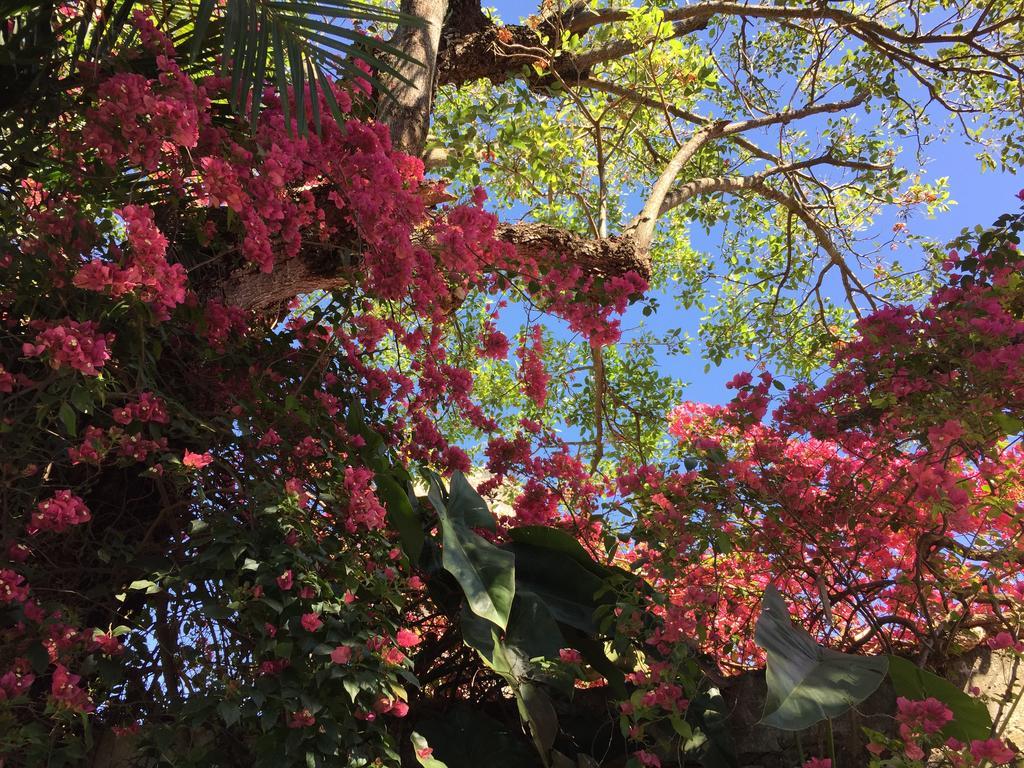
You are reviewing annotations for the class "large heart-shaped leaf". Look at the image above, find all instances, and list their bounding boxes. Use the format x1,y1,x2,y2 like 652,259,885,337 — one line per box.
439,507,514,630
887,655,992,741
755,586,888,730
509,526,607,576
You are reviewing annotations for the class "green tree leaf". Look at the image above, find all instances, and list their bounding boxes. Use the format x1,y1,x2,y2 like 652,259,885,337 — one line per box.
411,732,450,768
508,525,607,577
504,542,606,633
375,472,423,564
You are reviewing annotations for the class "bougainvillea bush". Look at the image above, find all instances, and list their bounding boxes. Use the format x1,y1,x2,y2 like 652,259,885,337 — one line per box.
0,9,652,766
1,3,1023,768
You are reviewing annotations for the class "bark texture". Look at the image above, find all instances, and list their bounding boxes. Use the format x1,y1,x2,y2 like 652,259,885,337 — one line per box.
376,0,450,156
219,224,650,312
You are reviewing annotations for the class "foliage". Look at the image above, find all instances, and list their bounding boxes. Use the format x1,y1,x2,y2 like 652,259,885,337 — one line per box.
1,2,1024,768
754,587,888,731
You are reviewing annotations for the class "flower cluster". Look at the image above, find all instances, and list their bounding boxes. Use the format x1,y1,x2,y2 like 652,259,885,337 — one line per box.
22,319,114,375
28,490,91,534
74,205,187,319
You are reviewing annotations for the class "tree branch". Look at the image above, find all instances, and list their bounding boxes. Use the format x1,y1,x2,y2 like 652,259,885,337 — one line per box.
220,223,649,311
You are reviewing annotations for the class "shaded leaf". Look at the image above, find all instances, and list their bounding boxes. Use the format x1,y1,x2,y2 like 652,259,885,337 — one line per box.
686,688,739,768
517,681,558,756
439,507,514,630
414,707,536,768
375,472,424,563
508,525,607,577
505,542,606,632
506,591,565,661
448,471,496,530
754,586,888,730
411,732,449,768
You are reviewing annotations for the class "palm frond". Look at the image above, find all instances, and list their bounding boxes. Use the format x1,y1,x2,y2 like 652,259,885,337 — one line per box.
1,0,423,137
188,0,422,134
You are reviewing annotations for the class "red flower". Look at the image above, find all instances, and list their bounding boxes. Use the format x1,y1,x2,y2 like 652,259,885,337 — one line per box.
51,664,94,713
28,490,91,534
970,739,1016,764
182,450,213,469
395,628,421,648
287,709,315,729
300,612,323,632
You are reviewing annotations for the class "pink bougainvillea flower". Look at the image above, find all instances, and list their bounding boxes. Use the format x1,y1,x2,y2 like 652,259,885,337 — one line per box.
51,664,94,713
286,709,315,729
28,490,91,534
969,738,1016,764
395,628,421,648
182,450,213,469
276,570,294,591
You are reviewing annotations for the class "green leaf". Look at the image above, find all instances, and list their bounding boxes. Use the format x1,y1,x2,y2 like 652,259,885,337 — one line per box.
414,707,537,768
218,700,241,727
458,601,497,660
568,632,626,698
686,688,739,768
58,401,77,436
375,473,424,563
754,586,888,730
504,543,606,632
516,681,558,756
127,579,162,595
887,655,992,741
181,0,416,132
448,471,496,531
505,592,564,661
508,525,607,577
439,507,514,630
411,732,450,768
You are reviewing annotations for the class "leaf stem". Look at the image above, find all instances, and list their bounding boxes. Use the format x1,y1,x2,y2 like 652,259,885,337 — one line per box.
825,717,837,768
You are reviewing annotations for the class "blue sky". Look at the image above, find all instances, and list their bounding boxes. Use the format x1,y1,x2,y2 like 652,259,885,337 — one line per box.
481,0,1022,406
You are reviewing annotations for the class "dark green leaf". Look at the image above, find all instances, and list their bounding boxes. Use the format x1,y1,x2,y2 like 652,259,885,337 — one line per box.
415,707,536,768
505,591,564,661
375,473,424,563
505,543,606,632
58,401,77,436
516,681,558,756
218,700,241,727
887,655,992,741
508,525,607,577
448,471,496,531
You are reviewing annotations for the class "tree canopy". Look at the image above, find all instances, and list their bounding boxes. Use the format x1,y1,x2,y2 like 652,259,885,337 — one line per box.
1,1,1023,767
